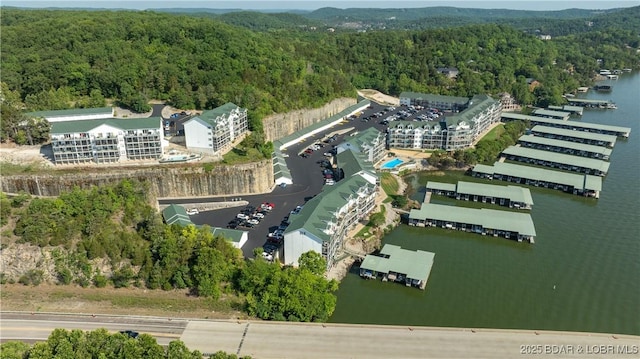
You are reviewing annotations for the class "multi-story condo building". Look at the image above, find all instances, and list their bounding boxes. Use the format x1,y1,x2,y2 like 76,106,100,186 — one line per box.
388,94,501,151
399,92,470,112
284,143,379,270
336,127,386,165
183,103,248,154
49,117,164,164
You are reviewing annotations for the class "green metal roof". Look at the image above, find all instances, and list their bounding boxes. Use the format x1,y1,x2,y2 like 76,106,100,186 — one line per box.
278,100,370,148
340,127,384,154
388,121,441,131
200,102,242,119
472,162,602,192
285,174,376,242
399,92,469,105
445,94,498,127
360,244,435,281
336,149,375,178
50,117,162,134
426,181,457,193
456,181,533,205
211,227,245,243
501,112,630,136
532,108,571,120
518,135,613,157
26,107,113,118
502,146,610,173
162,204,193,227
162,205,247,244
409,203,536,236
531,126,617,145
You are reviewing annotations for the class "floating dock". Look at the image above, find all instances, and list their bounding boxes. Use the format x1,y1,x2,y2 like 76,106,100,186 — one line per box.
518,134,612,160
472,162,601,198
532,108,571,121
502,113,630,138
425,181,533,209
530,125,617,148
548,105,583,116
501,146,610,176
565,98,617,109
408,203,536,243
359,244,435,290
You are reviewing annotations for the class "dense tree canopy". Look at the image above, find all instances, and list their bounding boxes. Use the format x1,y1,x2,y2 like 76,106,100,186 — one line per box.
0,328,248,359
2,180,339,322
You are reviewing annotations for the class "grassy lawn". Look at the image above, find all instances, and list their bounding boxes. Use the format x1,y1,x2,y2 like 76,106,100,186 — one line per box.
380,172,399,196
479,123,505,142
0,284,248,319
222,147,265,165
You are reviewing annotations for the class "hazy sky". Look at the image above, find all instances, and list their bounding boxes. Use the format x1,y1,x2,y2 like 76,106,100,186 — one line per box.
3,0,639,11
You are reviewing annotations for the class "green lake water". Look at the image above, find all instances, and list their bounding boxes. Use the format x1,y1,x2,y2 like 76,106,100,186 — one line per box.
330,72,640,335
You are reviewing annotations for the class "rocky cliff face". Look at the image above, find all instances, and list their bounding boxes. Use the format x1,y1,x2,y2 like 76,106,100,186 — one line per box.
0,160,274,198
262,97,356,142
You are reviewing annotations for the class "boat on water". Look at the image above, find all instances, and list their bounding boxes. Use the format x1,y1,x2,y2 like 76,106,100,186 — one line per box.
594,84,612,92
605,102,617,109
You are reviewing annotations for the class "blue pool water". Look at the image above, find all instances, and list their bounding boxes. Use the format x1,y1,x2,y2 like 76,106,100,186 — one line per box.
381,158,404,169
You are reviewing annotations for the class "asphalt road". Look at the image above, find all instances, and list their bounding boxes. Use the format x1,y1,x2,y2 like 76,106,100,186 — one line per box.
159,102,394,259
3,313,638,358
0,312,186,346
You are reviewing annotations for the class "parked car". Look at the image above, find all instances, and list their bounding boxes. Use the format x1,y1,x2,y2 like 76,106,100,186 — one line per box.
247,219,260,225
237,213,250,220
186,208,199,215
254,212,265,219
120,330,139,339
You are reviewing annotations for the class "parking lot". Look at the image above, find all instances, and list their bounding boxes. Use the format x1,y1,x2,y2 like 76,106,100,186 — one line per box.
160,101,428,259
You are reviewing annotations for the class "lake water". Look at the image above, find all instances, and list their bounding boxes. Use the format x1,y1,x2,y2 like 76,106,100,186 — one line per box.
330,72,640,335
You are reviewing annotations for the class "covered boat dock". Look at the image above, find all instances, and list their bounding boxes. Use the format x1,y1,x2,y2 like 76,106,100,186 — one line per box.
359,244,435,290
532,108,571,121
426,181,533,209
408,203,536,243
518,134,612,160
530,126,617,148
501,146,610,176
502,113,630,138
471,162,602,198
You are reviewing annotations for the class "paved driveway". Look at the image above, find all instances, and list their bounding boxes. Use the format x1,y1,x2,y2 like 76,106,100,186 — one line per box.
160,102,396,259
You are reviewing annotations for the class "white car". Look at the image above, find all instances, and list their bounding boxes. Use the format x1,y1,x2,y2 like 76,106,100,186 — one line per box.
253,212,265,219
261,252,273,261
282,153,289,157
186,208,199,215
247,219,260,225
237,213,250,220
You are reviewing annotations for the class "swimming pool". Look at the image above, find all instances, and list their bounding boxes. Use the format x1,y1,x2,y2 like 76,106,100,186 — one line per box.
381,158,404,169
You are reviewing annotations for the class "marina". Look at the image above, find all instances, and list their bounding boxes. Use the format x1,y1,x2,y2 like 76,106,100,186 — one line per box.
531,108,571,121
501,146,610,176
359,244,435,290
471,161,602,198
408,203,536,243
564,98,617,109
425,181,533,209
530,125,617,147
518,134,612,160
502,113,630,137
547,105,583,116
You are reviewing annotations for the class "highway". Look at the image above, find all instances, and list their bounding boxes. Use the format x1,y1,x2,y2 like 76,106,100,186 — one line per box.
2,312,639,358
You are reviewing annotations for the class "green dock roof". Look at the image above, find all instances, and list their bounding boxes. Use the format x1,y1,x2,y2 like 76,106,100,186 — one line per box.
502,146,610,173
518,135,612,157
456,181,534,205
26,107,113,118
360,244,435,281
409,203,536,236
531,126,617,146
472,162,602,192
426,181,457,193
50,117,162,134
530,119,630,136
532,108,571,120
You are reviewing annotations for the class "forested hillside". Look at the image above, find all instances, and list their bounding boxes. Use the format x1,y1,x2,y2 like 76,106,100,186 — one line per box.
0,181,338,322
1,7,638,146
